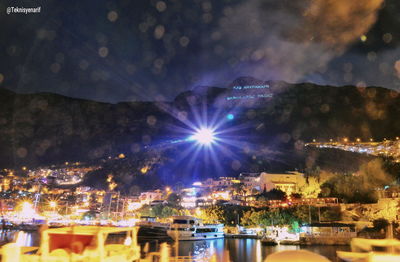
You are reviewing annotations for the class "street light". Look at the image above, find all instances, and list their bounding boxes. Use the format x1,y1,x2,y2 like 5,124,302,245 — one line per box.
19,201,35,219
49,201,57,212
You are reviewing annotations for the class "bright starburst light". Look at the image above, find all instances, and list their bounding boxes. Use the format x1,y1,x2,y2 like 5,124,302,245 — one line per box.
150,98,256,178
189,128,216,145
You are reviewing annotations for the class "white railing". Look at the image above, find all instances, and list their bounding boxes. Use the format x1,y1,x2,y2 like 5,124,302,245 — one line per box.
302,232,356,238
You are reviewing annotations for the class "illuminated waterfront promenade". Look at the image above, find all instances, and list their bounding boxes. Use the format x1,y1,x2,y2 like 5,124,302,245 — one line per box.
306,138,400,162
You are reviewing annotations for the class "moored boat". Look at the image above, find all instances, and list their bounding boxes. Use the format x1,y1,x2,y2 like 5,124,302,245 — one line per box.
1,226,141,262
279,239,300,245
137,216,170,240
167,216,224,241
261,236,279,246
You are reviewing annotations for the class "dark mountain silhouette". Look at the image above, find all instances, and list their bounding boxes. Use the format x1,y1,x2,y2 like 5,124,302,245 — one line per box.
1,78,399,190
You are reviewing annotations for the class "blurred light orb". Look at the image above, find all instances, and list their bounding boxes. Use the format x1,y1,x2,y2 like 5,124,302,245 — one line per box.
360,35,367,42
190,128,215,145
227,114,234,120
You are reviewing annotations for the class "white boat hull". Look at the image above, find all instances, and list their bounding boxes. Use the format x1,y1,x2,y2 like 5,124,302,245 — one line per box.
167,216,225,241
167,230,224,241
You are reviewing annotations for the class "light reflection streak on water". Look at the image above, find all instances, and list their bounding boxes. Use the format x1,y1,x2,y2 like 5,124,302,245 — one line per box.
209,240,215,257
256,240,262,262
1,230,37,247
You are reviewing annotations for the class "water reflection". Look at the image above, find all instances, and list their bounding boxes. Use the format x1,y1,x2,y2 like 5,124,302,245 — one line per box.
0,230,39,247
177,239,227,261
175,239,349,262
255,240,262,262
170,238,349,261
0,230,349,261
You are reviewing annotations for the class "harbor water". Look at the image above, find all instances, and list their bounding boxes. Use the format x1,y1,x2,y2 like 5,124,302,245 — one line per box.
0,230,350,261
143,238,350,261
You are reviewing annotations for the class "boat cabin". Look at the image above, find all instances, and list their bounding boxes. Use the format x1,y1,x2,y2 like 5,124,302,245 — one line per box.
171,216,201,226
4,226,141,262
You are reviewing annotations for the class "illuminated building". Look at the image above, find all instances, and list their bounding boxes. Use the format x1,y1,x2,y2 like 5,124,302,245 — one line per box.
259,171,305,195
212,177,236,187
139,191,163,205
211,191,231,200
181,196,197,208
76,187,91,194
0,178,10,191
238,173,261,192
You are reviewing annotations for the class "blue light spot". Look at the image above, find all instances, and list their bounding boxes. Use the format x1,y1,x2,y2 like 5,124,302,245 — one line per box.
227,114,234,120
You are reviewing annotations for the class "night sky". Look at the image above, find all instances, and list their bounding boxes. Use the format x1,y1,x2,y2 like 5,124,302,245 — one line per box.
1,0,400,103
